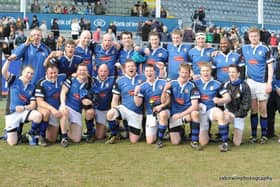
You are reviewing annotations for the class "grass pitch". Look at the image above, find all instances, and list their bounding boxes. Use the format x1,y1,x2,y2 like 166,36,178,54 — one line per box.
0,98,279,187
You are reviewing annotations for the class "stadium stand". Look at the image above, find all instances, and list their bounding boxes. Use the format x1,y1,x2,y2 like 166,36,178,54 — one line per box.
0,0,279,25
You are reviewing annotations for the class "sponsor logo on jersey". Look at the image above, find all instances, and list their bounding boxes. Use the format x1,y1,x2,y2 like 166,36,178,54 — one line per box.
174,56,184,62
147,59,156,65
19,94,27,102
52,92,60,99
99,56,112,61
175,98,185,105
201,95,209,101
249,59,258,65
198,61,207,67
128,90,135,96
99,92,106,97
150,95,161,103
73,93,80,100
221,67,228,72
83,59,90,65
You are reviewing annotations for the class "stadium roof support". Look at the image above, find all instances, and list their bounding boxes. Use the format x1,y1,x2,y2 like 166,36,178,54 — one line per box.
155,0,161,18
20,0,26,18
258,0,264,28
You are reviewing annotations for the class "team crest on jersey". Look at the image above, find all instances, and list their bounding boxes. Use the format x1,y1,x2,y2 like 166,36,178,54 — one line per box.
105,83,109,88
231,57,236,62
210,86,214,90
42,52,46,57
159,85,163,90
184,89,188,94
183,48,187,52
158,53,163,57
47,86,52,91
258,50,263,55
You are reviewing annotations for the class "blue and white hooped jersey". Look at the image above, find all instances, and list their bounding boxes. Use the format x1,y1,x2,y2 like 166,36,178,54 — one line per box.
5,74,36,115
35,74,66,110
137,78,167,115
212,51,243,82
241,43,274,83
92,76,115,111
113,74,146,114
188,47,215,75
195,78,227,110
167,43,192,80
167,80,200,115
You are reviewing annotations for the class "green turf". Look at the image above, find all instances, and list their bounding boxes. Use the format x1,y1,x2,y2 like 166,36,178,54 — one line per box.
0,98,279,187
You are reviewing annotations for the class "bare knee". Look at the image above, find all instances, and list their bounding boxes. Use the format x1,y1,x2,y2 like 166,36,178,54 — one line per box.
146,136,156,144
71,137,81,143
95,134,105,140
199,131,209,146
31,111,43,123
85,109,94,120
7,133,18,146
191,111,200,122
233,140,241,146
39,108,51,121
170,133,181,145
129,133,140,144
158,110,169,124
171,140,180,145
107,109,117,121
130,139,138,144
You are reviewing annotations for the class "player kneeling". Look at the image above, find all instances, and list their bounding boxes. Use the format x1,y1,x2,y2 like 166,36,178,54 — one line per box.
194,62,231,152
161,63,201,149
